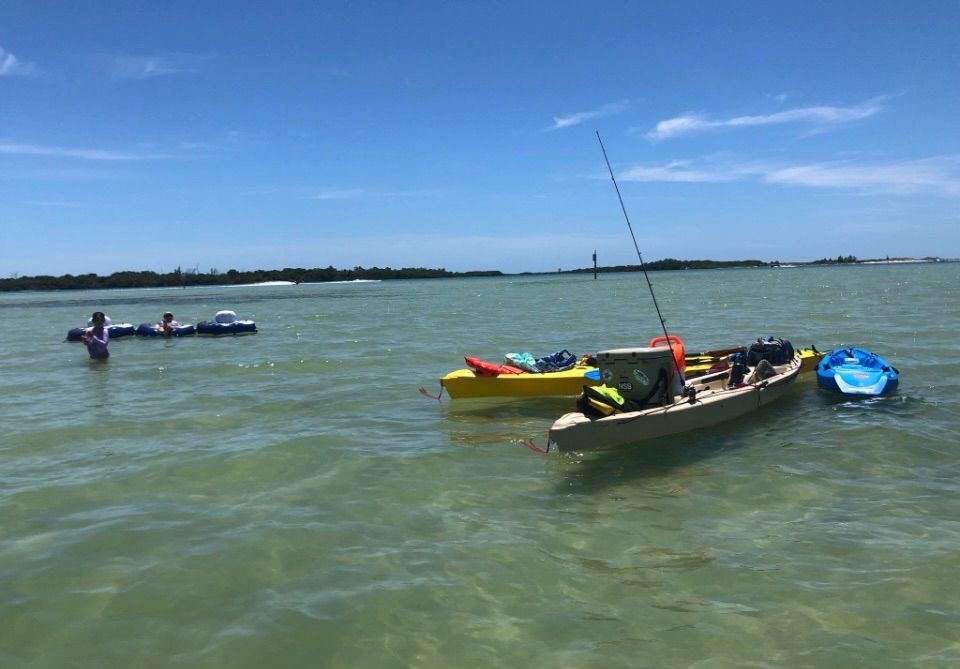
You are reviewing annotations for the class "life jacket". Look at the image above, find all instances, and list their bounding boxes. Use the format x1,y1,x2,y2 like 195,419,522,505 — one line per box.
576,385,642,418
465,356,525,376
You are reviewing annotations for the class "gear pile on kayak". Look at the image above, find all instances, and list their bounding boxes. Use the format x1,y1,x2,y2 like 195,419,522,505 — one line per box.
435,336,823,400
462,348,581,377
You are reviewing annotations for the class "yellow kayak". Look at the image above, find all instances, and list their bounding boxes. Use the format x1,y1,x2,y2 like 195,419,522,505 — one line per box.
438,347,823,399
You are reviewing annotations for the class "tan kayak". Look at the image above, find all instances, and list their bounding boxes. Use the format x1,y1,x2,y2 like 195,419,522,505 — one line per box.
546,354,803,452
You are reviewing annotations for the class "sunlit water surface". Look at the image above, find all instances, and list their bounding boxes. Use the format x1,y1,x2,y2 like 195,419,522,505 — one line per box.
1,264,958,668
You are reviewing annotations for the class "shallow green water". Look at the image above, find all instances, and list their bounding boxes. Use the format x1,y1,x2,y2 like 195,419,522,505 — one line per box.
1,264,958,668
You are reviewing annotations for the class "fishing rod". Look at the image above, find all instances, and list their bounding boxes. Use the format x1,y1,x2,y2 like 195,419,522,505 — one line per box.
595,131,673,348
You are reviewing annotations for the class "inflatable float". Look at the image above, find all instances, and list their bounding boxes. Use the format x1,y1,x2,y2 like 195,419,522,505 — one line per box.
66,316,136,342
135,322,197,337
195,310,257,336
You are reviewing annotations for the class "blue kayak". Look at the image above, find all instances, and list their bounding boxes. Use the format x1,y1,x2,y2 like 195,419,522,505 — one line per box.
816,347,899,396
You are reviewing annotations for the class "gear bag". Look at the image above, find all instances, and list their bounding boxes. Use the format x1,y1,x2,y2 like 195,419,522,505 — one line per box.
746,336,794,366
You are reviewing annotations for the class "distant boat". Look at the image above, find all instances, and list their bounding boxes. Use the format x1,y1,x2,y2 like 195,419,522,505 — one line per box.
291,279,382,285
241,280,297,287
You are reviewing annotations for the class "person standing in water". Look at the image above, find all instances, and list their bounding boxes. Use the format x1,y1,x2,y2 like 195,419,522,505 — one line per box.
81,311,110,359
157,312,180,334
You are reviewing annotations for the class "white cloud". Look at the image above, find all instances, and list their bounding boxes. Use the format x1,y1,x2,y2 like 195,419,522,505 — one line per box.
644,98,885,140
310,187,443,200
107,53,211,81
311,188,367,200
26,200,95,208
620,160,738,183
613,155,960,197
0,47,38,76
766,157,960,196
549,101,628,131
641,114,711,141
324,65,353,78
0,142,171,161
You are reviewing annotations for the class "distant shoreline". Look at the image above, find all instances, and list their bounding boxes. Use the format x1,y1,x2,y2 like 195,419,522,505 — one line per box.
0,257,953,293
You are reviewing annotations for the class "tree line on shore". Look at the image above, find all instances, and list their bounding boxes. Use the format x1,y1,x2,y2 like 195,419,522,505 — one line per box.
1,259,776,291
0,265,490,292
2,256,942,292
564,258,769,274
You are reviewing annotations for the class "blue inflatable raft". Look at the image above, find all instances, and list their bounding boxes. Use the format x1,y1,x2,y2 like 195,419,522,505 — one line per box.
135,322,197,337
195,310,257,336
66,318,136,342
816,347,899,396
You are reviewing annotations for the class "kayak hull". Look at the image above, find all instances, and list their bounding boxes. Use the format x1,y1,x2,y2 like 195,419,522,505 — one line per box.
441,364,593,399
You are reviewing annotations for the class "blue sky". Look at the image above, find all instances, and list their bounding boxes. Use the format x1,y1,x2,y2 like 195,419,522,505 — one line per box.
1,1,958,276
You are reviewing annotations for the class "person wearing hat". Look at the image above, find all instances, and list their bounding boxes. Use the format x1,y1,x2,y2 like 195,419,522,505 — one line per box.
157,312,181,335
